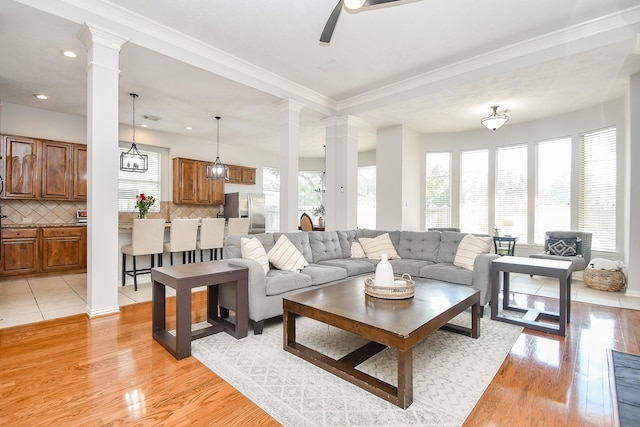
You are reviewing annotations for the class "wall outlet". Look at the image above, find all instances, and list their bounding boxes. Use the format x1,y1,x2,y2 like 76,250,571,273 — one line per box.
22,217,32,223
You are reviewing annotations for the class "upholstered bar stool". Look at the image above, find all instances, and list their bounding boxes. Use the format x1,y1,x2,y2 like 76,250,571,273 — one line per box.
163,218,199,265
121,218,166,291
197,217,225,261
227,217,250,236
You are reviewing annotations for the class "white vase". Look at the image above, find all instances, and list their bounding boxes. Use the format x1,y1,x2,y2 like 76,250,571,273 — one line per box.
375,253,394,286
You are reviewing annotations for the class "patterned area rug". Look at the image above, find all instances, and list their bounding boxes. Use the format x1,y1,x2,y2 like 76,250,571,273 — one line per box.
191,311,523,427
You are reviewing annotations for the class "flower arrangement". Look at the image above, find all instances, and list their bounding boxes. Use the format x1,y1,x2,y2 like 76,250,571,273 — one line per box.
312,205,325,217
135,193,155,219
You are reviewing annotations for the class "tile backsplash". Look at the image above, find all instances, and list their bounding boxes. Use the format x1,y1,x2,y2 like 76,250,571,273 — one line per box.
1,199,222,226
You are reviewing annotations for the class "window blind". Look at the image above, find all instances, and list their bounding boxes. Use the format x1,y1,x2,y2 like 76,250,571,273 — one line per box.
118,146,161,213
496,145,527,240
460,149,488,233
263,166,280,233
580,127,616,251
425,152,451,229
357,165,376,229
535,138,571,243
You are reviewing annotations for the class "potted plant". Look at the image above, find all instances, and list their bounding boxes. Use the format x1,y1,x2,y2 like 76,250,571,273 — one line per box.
312,205,325,227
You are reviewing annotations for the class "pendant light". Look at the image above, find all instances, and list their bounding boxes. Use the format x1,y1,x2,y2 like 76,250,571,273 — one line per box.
206,116,229,180
315,145,326,193
120,93,148,172
481,105,509,131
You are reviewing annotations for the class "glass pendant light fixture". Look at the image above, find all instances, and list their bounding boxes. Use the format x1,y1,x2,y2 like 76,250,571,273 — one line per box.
315,145,327,193
120,93,148,172
206,116,229,180
481,105,509,131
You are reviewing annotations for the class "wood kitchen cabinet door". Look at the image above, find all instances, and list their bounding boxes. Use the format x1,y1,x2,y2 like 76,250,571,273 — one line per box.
241,167,256,185
173,158,198,204
2,135,40,199
227,164,242,183
72,144,87,200
41,227,86,272
0,228,39,275
41,140,72,199
196,161,214,204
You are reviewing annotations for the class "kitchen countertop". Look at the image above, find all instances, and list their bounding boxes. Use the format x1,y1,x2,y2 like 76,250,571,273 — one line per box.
1,223,87,228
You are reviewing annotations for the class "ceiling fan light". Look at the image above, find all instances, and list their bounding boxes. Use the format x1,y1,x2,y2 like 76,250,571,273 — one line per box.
481,105,509,131
344,0,366,10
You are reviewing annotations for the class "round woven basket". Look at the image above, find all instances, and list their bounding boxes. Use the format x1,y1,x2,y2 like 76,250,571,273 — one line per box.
583,267,626,292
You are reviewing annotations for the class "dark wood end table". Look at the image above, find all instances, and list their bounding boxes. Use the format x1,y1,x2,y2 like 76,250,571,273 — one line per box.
151,261,249,360
493,236,518,256
490,256,572,336
283,278,480,409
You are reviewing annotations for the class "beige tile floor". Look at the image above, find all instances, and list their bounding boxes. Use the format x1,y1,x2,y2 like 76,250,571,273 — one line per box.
1,271,639,329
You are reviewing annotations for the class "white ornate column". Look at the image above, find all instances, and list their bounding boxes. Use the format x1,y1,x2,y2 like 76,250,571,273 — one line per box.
626,72,640,297
323,116,359,230
276,99,304,232
78,23,128,316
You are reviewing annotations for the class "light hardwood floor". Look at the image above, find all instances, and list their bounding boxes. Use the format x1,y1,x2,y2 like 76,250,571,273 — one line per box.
1,277,639,425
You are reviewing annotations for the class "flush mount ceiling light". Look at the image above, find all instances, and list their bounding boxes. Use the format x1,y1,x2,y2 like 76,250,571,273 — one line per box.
206,116,229,180
61,50,77,58
481,105,509,131
120,93,148,173
344,0,366,9
34,94,48,100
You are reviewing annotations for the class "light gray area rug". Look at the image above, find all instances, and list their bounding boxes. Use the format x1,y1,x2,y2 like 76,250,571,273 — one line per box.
191,312,523,427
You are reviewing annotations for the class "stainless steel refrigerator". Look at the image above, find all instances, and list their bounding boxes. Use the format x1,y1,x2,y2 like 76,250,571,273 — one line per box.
224,192,266,234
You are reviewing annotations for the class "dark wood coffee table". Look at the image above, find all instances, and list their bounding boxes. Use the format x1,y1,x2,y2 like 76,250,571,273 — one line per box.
283,277,480,409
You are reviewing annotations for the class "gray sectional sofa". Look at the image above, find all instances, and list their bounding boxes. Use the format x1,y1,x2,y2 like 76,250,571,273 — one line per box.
219,229,498,334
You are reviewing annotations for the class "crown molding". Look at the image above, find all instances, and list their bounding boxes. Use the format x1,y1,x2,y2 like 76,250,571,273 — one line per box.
337,6,640,114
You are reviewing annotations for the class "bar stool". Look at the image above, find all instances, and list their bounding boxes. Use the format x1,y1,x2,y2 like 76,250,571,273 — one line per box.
163,218,199,265
197,217,225,261
227,217,250,236
121,218,166,291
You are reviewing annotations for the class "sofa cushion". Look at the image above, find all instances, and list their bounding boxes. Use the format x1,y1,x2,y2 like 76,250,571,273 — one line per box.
268,235,308,272
337,230,358,257
437,231,467,263
390,259,436,277
300,264,348,286
351,242,366,258
309,231,344,262
357,229,401,249
453,235,492,271
317,259,376,276
225,233,275,259
397,231,441,262
419,263,473,285
547,237,581,256
240,237,269,275
273,232,313,264
359,233,400,260
265,270,312,296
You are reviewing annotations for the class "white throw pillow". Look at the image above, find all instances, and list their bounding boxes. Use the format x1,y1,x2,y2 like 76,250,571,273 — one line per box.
453,234,492,271
268,235,309,272
350,241,366,258
241,237,269,275
358,233,400,260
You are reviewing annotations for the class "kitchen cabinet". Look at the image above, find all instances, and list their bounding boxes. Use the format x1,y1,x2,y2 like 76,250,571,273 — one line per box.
1,135,87,201
227,164,256,185
173,157,225,205
41,227,86,272
0,226,87,277
2,135,40,199
0,228,39,275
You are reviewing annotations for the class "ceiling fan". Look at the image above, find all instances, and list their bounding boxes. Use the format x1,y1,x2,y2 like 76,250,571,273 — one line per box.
320,0,405,44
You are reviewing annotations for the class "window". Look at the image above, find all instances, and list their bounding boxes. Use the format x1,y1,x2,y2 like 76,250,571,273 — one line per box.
496,145,527,240
460,149,488,233
425,152,451,229
580,127,616,251
263,166,280,233
357,166,376,229
298,171,324,222
118,144,161,213
535,138,571,243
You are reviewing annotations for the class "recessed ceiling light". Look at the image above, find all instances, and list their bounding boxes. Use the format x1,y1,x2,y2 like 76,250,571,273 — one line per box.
35,94,48,100
61,50,77,58
185,126,193,130
140,124,148,128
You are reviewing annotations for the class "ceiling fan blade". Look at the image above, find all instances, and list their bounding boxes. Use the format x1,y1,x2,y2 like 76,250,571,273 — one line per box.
365,0,403,5
320,0,344,44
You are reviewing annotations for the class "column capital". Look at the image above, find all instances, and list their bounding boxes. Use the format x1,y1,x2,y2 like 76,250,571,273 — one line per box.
77,22,129,50
321,115,362,128
275,98,305,114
